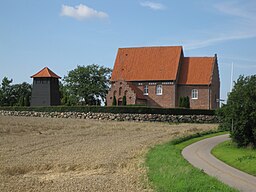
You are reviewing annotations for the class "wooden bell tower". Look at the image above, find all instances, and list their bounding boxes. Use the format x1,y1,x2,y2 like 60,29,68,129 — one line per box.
30,67,61,106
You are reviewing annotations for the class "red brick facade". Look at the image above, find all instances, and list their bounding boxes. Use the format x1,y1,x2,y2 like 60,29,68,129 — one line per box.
106,46,220,109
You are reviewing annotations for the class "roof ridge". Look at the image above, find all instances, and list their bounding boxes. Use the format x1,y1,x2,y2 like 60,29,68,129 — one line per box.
184,56,215,58
119,46,183,49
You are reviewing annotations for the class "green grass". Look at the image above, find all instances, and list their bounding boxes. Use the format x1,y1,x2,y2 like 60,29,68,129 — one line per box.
175,131,229,150
212,140,256,176
146,132,238,192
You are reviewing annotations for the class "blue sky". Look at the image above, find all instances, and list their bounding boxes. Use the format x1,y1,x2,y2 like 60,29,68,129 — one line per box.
1,0,256,102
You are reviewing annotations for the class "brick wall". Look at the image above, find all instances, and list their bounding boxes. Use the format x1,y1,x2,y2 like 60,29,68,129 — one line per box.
107,81,177,108
106,81,136,106
107,78,219,109
177,85,210,109
135,82,176,108
210,62,220,109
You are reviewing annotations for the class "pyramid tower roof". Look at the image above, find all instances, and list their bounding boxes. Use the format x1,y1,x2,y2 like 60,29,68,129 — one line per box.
31,67,61,78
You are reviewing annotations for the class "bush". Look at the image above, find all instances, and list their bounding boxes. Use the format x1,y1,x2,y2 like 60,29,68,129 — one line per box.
0,105,215,116
122,96,127,106
179,96,190,108
217,75,256,147
184,96,190,108
112,96,117,106
179,97,184,108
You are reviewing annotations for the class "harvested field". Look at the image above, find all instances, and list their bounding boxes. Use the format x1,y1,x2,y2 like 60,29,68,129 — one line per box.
0,116,217,192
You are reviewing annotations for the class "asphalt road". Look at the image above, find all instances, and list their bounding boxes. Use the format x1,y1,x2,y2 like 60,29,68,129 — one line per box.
182,134,256,192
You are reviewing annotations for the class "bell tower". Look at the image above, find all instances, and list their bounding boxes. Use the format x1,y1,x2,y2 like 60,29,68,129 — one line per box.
30,67,61,106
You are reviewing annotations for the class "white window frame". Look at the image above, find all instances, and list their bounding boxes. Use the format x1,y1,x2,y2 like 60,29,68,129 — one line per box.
144,85,148,95
156,85,162,95
192,89,198,99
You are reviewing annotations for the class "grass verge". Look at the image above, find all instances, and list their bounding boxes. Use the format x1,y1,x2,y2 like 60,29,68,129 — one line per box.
146,131,238,192
212,140,256,176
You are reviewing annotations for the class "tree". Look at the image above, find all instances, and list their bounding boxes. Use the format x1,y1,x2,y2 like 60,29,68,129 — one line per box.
8,82,32,106
179,97,184,108
218,75,256,147
59,81,76,106
179,96,190,108
0,77,13,106
122,95,127,106
12,82,32,106
112,95,117,106
0,77,32,106
63,64,112,106
184,96,190,108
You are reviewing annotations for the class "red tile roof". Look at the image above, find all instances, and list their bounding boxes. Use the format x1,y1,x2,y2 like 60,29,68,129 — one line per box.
111,46,182,81
31,67,61,78
178,57,215,85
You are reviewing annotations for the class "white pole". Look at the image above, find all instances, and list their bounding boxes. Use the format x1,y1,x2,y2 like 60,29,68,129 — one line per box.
229,62,234,133
230,62,234,132
230,62,234,92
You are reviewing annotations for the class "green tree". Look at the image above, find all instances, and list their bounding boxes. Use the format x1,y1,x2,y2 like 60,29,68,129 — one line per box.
122,95,127,106
0,77,13,106
112,95,117,106
184,96,190,108
179,97,184,108
179,96,190,108
59,81,76,106
63,64,112,105
0,77,32,106
218,75,256,147
12,82,32,106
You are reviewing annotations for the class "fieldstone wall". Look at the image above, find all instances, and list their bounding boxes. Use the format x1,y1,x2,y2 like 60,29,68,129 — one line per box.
0,110,219,123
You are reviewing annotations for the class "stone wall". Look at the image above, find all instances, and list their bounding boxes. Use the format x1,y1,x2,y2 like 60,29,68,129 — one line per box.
0,110,219,123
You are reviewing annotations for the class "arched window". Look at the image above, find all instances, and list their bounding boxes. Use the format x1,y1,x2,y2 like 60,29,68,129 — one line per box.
113,90,117,97
119,87,122,96
192,89,198,99
156,85,162,95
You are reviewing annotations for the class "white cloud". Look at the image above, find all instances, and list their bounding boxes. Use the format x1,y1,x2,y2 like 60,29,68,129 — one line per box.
140,1,166,10
214,1,256,21
185,33,256,50
185,1,256,50
60,4,108,20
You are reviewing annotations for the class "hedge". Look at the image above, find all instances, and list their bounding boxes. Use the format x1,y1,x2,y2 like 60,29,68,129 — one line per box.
0,106,215,116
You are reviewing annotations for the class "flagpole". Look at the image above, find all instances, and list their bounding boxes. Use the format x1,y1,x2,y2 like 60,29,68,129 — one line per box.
230,62,234,133
230,62,234,92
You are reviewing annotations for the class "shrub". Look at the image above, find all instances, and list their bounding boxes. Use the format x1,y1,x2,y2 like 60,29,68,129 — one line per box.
218,75,256,147
112,96,117,106
0,105,215,116
122,96,127,106
184,96,190,109
179,96,190,108
179,97,184,108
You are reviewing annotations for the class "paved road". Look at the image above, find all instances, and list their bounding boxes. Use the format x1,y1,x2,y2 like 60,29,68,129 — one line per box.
182,134,256,192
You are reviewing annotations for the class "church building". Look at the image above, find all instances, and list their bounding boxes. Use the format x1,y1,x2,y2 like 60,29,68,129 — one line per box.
106,46,220,109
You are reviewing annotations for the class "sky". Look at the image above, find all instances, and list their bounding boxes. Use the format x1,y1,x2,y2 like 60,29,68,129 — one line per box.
1,0,256,102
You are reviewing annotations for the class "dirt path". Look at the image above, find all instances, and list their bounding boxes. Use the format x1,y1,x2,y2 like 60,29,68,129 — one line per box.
182,134,256,192
0,116,217,192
